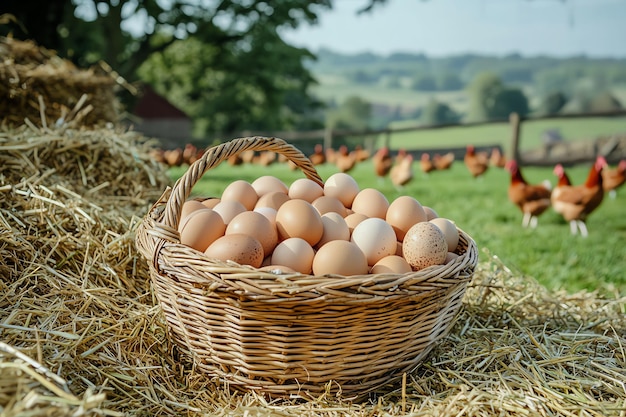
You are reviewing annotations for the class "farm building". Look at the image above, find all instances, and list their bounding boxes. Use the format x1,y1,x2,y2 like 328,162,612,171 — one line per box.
130,84,193,149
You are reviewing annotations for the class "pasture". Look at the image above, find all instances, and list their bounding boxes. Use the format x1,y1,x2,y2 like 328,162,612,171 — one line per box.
169,144,626,296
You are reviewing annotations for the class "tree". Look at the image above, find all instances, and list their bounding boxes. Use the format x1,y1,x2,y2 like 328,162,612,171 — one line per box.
421,99,460,126
411,75,438,92
326,96,372,130
466,72,529,121
536,91,568,115
2,0,334,135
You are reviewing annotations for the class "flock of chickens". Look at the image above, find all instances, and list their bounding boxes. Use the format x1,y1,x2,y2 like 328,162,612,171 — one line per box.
151,141,626,238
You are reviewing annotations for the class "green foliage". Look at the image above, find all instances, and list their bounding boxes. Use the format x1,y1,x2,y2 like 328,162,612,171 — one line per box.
536,91,568,116
466,72,529,121
411,75,438,92
421,99,460,125
326,95,372,130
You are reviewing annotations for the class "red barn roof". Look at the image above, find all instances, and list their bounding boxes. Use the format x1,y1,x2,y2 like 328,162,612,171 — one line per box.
133,85,189,119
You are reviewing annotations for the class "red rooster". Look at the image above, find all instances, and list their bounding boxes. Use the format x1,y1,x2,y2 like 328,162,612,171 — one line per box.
551,156,606,237
464,145,489,179
602,159,626,199
505,160,552,228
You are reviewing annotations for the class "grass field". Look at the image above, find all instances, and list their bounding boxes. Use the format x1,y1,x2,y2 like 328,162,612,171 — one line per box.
168,152,626,297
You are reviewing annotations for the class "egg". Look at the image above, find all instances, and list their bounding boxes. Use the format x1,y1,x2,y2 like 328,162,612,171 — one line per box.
212,200,247,225
204,233,264,268
316,212,350,248
370,255,412,274
402,222,447,271
200,198,221,209
445,252,459,264
324,173,360,208
344,212,368,234
226,211,278,255
312,240,368,276
386,196,427,241
311,195,347,217
423,206,439,220
350,217,397,265
251,175,288,197
179,208,226,252
271,237,315,274
351,188,389,219
180,200,206,220
289,178,324,203
275,199,323,246
221,180,258,210
255,191,290,211
253,206,277,225
429,217,459,252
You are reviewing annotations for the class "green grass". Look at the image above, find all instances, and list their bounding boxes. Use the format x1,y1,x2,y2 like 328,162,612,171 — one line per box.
381,117,626,154
168,156,626,297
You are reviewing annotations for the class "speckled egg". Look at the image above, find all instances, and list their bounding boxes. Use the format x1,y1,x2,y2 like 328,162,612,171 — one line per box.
402,222,447,271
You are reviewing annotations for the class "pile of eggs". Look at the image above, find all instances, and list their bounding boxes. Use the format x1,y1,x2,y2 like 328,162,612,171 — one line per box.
177,173,462,276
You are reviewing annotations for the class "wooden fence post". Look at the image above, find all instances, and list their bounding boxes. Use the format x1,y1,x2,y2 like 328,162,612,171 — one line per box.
509,112,521,163
324,127,333,150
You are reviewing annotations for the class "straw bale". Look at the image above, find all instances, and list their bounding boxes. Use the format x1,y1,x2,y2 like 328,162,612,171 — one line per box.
1,123,625,415
0,36,120,128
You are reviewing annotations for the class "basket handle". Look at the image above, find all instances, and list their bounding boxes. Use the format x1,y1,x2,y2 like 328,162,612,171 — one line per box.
162,136,324,231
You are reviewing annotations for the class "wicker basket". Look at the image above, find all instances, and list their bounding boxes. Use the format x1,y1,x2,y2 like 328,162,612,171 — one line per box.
135,136,478,398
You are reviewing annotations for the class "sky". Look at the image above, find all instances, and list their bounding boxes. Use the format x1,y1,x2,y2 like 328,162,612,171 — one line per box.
279,0,626,58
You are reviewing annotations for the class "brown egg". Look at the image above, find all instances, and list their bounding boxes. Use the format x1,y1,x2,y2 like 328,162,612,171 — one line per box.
179,209,226,252
251,175,288,197
271,237,315,274
323,172,360,208
221,180,258,210
275,199,323,246
204,233,264,268
429,218,459,252
423,206,439,220
316,212,350,248
289,178,324,203
344,212,368,234
351,188,389,219
180,200,206,220
402,222,447,271
312,240,368,276
226,211,278,255
311,195,347,217
212,200,247,225
255,191,290,211
370,255,412,274
201,198,221,209
386,196,427,241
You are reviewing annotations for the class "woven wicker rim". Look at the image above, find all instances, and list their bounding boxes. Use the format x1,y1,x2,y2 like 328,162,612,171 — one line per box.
136,136,478,302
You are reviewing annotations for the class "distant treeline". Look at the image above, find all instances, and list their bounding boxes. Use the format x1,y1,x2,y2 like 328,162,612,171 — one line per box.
309,48,626,94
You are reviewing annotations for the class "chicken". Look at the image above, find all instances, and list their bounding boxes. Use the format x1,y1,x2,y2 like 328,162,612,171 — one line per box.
505,160,552,228
373,146,393,180
163,148,184,167
420,153,436,175
464,145,489,179
390,153,414,188
433,152,455,170
551,156,606,237
182,143,198,165
325,147,337,165
602,159,626,199
334,145,357,173
353,145,370,162
552,163,572,201
489,147,507,168
308,144,326,166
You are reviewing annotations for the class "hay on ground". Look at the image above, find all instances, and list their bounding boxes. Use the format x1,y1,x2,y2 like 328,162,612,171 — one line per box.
1,119,625,416
0,36,121,128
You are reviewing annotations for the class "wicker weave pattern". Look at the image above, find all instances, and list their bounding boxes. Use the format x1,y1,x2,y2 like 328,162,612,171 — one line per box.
135,136,478,398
